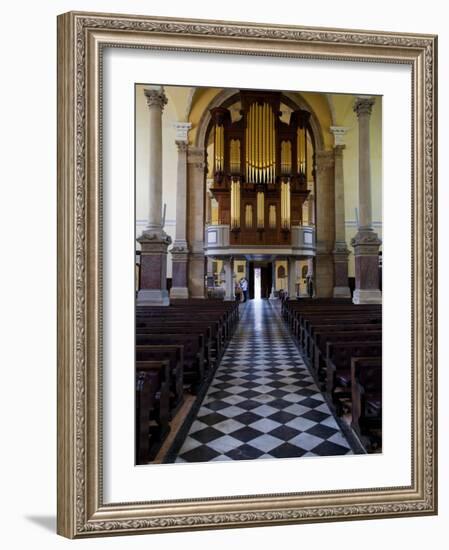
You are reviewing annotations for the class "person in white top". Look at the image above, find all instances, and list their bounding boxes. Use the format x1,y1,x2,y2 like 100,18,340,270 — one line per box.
240,277,249,302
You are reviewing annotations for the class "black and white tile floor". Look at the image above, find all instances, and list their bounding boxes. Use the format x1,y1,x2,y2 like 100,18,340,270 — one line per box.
175,299,354,463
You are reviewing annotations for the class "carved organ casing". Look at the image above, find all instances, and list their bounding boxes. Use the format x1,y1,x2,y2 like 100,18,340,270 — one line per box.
209,90,313,246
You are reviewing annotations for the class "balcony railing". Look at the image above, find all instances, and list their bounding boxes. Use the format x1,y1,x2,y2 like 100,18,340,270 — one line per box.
204,224,315,256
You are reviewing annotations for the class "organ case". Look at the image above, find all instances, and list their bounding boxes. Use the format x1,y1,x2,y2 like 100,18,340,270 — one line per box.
209,90,314,246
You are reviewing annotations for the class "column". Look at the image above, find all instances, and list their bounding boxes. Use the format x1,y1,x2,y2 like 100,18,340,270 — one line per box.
170,122,192,299
206,257,214,289
314,150,335,297
351,97,382,304
205,178,214,225
187,146,206,298
288,257,297,300
269,260,276,299
137,87,171,306
330,127,351,298
223,257,234,301
307,192,315,225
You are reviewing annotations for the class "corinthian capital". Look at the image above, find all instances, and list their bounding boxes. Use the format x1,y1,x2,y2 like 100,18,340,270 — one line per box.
144,88,168,110
174,122,192,142
176,141,188,153
315,150,334,173
353,96,375,118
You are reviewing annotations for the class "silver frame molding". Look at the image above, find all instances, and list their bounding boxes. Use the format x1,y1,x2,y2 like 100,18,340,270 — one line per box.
57,11,438,538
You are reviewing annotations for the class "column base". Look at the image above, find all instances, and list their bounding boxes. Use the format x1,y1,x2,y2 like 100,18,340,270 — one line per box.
269,287,276,299
169,286,189,299
333,286,352,298
352,288,382,304
137,289,170,306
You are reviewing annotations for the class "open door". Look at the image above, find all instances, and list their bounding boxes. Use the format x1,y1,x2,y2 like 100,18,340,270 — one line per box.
260,263,273,299
248,261,255,299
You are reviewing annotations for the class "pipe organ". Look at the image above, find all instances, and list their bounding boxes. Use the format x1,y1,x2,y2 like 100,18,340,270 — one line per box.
209,90,313,246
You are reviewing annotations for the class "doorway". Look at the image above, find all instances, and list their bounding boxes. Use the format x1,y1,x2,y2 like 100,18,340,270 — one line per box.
248,262,273,300
254,268,262,300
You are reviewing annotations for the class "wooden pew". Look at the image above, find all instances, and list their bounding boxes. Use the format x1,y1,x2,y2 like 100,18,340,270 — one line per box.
351,356,382,449
135,344,184,413
136,334,205,392
135,360,170,464
312,329,382,383
325,340,382,408
303,322,381,360
136,322,219,367
297,310,381,347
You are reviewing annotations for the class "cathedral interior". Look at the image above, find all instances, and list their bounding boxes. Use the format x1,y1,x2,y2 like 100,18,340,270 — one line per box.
135,85,382,465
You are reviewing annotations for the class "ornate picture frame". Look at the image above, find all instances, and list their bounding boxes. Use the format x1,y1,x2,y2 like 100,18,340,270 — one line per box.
57,11,437,538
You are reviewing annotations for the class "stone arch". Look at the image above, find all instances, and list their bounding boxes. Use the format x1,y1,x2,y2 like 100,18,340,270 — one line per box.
193,88,326,153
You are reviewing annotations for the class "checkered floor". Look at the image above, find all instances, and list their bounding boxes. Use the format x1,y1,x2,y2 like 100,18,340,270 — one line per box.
175,299,354,463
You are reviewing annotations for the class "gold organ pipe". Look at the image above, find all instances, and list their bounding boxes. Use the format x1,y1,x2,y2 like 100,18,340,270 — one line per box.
268,104,271,180
265,103,271,182
257,191,265,228
245,114,248,181
256,104,259,179
215,125,224,172
251,105,254,182
281,182,284,227
230,179,241,229
260,104,262,180
216,126,219,170
244,102,278,183
268,105,271,182
264,103,268,182
214,126,217,171
270,104,273,180
253,104,256,182
261,104,264,182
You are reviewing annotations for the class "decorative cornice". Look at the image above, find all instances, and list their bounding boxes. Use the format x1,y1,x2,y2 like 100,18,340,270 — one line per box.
174,121,192,142
143,87,168,110
330,126,349,146
353,96,375,118
78,14,435,49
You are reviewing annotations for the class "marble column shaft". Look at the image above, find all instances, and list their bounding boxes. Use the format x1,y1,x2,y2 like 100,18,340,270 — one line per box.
314,150,335,298
332,139,351,298
223,258,234,301
288,257,297,299
187,146,206,299
351,97,382,304
137,87,171,306
170,123,192,299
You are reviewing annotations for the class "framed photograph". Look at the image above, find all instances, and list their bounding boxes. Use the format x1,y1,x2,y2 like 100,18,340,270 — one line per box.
57,11,437,538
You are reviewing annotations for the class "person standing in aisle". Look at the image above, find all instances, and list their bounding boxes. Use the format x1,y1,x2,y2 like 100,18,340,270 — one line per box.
240,277,249,302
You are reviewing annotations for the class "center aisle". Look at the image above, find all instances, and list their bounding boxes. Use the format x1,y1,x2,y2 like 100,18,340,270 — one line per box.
175,299,353,462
